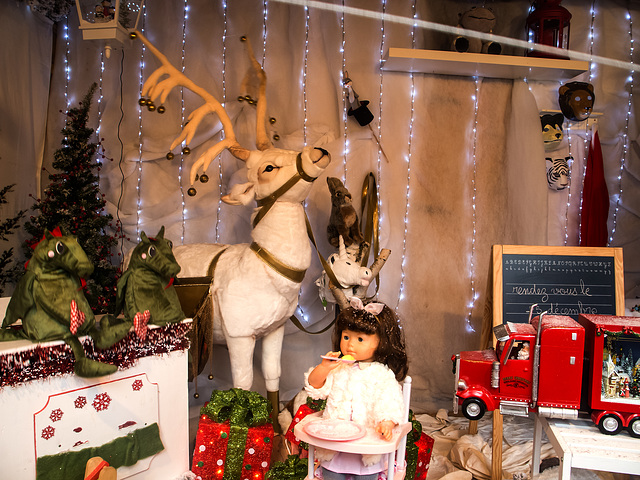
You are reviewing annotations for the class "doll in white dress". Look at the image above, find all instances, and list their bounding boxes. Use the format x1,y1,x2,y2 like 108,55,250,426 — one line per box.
305,297,408,480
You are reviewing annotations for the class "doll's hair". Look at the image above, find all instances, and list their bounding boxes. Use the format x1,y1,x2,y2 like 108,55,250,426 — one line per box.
332,303,408,381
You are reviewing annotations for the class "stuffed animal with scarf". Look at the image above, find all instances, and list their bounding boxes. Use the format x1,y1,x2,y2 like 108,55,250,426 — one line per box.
115,226,185,334
0,228,131,377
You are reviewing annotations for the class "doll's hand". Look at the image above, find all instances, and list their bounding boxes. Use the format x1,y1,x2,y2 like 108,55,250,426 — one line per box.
308,352,342,388
375,420,396,441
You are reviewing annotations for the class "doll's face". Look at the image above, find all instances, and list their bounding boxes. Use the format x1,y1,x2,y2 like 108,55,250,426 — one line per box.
340,329,380,362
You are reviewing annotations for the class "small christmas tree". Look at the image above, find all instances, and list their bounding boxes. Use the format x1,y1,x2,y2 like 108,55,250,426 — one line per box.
24,83,121,313
0,184,26,296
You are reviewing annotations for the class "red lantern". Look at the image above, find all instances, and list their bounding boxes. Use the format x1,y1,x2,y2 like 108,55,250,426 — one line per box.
526,0,572,59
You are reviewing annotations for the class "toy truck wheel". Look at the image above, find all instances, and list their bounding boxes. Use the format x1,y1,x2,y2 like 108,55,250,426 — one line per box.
628,418,640,438
462,398,486,421
598,414,622,435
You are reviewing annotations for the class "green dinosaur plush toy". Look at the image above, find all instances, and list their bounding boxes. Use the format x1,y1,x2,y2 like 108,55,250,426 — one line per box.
0,228,131,377
115,227,185,330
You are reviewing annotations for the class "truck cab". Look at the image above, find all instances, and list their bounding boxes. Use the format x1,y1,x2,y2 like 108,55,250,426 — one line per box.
452,323,536,420
453,315,584,421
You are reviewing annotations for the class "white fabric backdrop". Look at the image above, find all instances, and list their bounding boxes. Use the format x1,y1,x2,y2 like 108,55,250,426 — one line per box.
1,1,639,419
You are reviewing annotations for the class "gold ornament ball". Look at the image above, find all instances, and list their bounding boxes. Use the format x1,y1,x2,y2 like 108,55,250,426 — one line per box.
244,95,252,102
138,98,147,106
273,134,280,141
188,187,197,197
130,32,137,39
269,117,277,124
182,147,191,155
166,152,175,160
208,374,214,380
157,105,166,114
238,96,245,102
147,103,156,112
240,35,247,42
193,392,199,399
200,173,209,183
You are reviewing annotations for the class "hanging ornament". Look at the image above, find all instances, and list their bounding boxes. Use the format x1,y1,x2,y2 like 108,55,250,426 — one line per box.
199,174,209,184
187,188,197,197
182,147,191,155
74,0,146,58
343,73,373,126
157,105,165,114
166,152,174,160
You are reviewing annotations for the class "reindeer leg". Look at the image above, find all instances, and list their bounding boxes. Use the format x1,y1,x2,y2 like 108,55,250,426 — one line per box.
262,324,285,432
225,335,256,391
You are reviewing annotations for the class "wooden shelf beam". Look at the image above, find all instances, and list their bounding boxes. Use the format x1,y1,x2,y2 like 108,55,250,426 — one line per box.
382,48,589,81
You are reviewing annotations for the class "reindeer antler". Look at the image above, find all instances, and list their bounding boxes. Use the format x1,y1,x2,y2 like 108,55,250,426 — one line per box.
135,31,250,186
240,37,272,151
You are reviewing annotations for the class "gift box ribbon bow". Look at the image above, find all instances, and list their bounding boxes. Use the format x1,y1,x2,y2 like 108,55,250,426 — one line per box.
201,388,271,427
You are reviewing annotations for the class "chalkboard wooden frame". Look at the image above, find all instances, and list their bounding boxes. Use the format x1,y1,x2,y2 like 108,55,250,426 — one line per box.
492,245,624,328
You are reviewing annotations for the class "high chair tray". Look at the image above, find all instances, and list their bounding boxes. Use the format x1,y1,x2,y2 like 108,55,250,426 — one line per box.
294,412,412,454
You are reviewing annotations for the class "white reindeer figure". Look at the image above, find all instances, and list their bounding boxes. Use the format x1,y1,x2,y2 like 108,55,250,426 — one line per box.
134,32,331,414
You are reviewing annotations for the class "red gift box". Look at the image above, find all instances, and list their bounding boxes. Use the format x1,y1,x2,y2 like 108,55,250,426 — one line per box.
412,432,434,480
192,414,274,480
285,404,316,446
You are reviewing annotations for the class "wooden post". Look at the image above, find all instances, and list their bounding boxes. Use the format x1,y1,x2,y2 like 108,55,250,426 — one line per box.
468,420,478,435
492,411,503,480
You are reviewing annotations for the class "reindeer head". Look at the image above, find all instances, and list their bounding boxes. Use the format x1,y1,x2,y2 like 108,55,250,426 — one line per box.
134,32,330,204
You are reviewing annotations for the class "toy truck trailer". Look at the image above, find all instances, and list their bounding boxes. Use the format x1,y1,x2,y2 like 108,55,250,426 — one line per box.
452,313,640,437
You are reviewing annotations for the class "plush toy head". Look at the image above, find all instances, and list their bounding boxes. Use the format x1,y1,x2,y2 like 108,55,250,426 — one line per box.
30,227,94,279
546,156,570,190
128,226,180,280
459,6,496,33
559,82,595,121
540,113,564,152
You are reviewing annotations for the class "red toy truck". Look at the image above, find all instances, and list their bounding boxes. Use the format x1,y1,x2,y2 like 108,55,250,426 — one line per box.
452,312,640,436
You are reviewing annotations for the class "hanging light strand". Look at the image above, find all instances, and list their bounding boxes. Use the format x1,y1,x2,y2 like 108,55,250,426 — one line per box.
178,0,190,244
375,0,386,243
135,4,147,240
395,2,417,311
302,4,310,146
576,1,597,245
96,50,105,179
610,9,634,244
215,0,229,243
63,20,71,114
464,76,480,333
341,0,348,183
295,3,311,323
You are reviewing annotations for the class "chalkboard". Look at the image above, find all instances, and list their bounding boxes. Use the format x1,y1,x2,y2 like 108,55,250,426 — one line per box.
493,245,624,326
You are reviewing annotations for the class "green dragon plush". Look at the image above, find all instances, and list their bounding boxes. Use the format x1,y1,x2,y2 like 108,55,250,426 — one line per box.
115,227,185,330
0,228,131,377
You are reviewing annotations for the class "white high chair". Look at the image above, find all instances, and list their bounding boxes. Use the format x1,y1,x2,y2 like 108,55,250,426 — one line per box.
294,376,413,480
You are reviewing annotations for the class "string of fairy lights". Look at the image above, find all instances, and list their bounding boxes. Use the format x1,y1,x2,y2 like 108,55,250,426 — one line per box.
394,1,416,311
375,0,386,233
610,8,634,245
134,4,147,240
178,0,190,244
55,2,638,327
465,76,479,333
341,0,348,182
214,0,229,243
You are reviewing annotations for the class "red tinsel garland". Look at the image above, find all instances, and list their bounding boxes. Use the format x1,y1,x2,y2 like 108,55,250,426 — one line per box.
0,322,191,388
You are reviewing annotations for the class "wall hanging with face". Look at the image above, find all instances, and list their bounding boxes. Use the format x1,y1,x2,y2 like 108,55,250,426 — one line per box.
540,113,565,152
558,82,595,121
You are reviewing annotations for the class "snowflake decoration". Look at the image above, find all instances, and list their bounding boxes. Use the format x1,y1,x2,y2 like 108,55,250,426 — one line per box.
49,408,64,422
41,425,55,440
74,396,87,409
92,392,112,412
132,379,143,391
